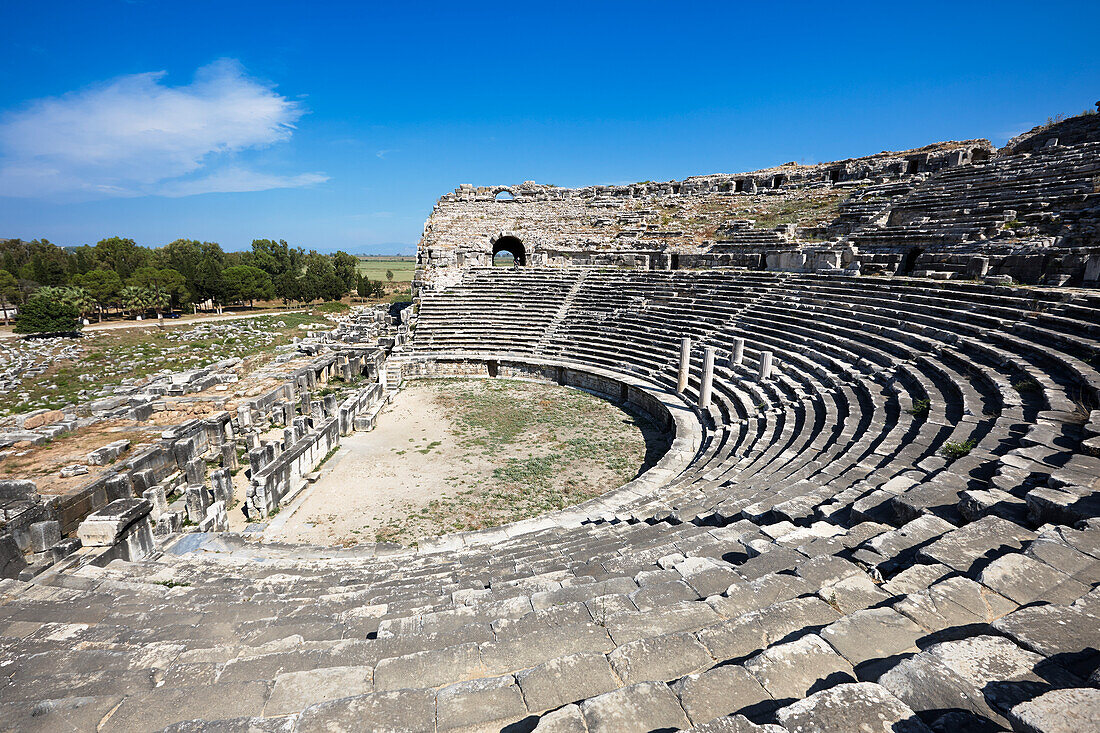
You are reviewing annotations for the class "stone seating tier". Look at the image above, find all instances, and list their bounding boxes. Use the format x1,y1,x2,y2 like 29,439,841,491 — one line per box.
2,266,1098,732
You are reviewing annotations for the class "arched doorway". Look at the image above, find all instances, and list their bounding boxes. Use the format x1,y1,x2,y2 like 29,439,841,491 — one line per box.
492,235,526,266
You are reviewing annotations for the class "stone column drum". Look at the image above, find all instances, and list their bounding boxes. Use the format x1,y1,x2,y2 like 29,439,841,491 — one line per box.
699,347,715,410
758,350,774,381
677,337,691,394
730,338,745,367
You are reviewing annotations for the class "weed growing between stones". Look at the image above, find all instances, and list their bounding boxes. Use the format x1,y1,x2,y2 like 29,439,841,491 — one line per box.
941,439,977,461
907,398,930,420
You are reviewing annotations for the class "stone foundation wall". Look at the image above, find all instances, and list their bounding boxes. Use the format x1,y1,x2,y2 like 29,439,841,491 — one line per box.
245,414,341,519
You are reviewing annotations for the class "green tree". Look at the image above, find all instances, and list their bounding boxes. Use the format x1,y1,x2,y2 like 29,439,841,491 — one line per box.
385,269,394,282
274,271,302,306
61,286,96,321
146,286,170,314
14,290,82,335
333,251,358,293
67,245,99,278
0,269,19,325
159,239,203,291
299,252,330,303
72,269,122,321
192,243,227,307
127,267,189,313
94,237,148,280
24,240,70,286
119,285,148,316
357,275,384,299
223,265,275,307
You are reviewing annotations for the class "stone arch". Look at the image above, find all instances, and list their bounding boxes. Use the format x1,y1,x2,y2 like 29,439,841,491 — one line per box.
491,234,526,266
493,188,515,201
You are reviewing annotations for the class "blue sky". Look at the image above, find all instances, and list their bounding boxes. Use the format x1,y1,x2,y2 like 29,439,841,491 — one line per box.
1,1,1097,254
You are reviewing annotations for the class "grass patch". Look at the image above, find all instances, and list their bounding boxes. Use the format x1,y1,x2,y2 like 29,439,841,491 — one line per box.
312,301,350,314
372,378,656,545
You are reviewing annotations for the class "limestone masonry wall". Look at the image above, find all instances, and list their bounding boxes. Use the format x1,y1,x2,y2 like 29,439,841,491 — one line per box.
417,110,1100,288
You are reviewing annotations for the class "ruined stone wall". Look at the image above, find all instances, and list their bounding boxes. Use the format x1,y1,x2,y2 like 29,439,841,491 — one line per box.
416,141,991,289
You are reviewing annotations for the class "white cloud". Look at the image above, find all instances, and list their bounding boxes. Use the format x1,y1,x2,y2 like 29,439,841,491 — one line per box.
157,167,328,197
0,59,327,199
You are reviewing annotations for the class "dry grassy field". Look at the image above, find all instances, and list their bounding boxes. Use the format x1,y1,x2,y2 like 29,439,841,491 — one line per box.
356,256,416,282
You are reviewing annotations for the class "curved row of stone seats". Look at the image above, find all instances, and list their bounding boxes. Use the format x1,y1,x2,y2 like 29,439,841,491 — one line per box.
4,506,1098,731
848,141,1100,247
412,268,1098,533
2,267,1099,731
413,268,583,353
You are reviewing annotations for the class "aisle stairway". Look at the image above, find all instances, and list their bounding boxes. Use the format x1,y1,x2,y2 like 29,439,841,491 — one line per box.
2,268,1099,732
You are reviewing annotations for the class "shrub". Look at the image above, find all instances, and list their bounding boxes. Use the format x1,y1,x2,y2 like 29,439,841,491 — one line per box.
941,439,976,461
1012,378,1042,394
907,398,930,419
14,291,82,335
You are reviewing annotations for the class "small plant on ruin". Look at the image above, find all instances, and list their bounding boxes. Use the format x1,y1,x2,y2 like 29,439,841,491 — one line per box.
941,439,976,461
317,446,340,467
907,398,930,420
1013,378,1042,394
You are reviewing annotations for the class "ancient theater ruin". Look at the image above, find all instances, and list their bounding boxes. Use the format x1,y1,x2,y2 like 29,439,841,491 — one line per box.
0,108,1099,731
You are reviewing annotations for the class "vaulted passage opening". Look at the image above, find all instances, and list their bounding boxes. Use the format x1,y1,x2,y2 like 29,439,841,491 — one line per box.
493,236,526,266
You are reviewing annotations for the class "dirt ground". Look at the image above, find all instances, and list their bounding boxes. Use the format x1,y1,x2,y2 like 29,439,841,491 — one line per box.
2,421,159,494
265,378,660,547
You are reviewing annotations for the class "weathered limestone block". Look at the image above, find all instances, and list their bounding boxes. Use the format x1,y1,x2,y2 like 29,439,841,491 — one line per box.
436,674,528,733
878,635,1079,729
76,498,154,562
579,682,691,733
265,666,373,717
184,457,205,485
105,473,133,502
185,484,209,524
1009,687,1100,733
18,409,64,430
142,485,168,520
672,664,772,727
744,634,855,701
515,652,620,714
29,520,61,553
776,682,931,733
210,468,234,506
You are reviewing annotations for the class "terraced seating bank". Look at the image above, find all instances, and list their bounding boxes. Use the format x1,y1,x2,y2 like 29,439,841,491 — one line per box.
0,265,1097,732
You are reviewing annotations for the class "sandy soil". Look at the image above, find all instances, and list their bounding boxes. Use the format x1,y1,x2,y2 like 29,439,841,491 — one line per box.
265,379,654,546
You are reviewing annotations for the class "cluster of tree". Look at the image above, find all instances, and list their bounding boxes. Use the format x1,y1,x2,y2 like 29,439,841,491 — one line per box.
0,237,387,331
